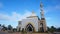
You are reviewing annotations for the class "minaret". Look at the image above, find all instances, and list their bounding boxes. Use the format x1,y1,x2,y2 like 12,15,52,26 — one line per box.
40,1,47,32
40,2,44,19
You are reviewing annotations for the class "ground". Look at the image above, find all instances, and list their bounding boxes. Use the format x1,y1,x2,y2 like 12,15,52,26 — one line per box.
0,31,60,34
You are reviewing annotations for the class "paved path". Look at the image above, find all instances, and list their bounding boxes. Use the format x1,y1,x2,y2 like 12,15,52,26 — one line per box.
27,32,32,34
0,31,60,34
53,32,60,34
0,31,8,34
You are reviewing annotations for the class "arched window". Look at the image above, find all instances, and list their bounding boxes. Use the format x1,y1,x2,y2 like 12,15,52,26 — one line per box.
26,23,34,32
40,23,43,27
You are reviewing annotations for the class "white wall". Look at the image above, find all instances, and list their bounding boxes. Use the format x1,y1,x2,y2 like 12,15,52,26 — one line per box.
21,18,38,31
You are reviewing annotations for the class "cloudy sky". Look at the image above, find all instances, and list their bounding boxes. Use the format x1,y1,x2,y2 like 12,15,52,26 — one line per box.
0,0,60,28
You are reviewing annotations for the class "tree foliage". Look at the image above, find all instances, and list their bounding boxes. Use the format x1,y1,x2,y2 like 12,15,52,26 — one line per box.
0,24,1,26
8,25,12,30
13,28,17,32
47,26,60,32
56,27,60,32
2,25,7,31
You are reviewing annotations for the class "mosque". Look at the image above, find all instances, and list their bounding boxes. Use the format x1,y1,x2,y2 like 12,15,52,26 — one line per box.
17,2,47,32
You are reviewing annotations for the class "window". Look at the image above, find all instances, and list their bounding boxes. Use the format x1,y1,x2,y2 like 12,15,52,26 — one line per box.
40,23,43,27
19,22,21,24
18,21,21,25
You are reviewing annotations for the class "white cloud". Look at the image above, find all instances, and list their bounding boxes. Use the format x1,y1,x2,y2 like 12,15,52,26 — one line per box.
0,10,36,28
0,10,32,22
46,17,51,20
0,14,10,20
44,5,60,14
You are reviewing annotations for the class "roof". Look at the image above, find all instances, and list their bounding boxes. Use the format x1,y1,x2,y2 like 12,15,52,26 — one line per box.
27,11,37,18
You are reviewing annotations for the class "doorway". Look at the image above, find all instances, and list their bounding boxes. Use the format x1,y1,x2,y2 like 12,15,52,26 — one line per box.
26,23,34,32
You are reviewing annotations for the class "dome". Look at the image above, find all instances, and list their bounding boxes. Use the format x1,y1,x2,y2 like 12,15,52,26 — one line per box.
31,11,37,16
27,11,38,18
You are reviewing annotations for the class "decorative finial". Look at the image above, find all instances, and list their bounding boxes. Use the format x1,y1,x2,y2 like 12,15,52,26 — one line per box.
32,10,35,14
31,10,36,16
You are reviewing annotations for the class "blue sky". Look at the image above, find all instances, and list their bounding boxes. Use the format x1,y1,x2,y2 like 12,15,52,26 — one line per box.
0,0,60,28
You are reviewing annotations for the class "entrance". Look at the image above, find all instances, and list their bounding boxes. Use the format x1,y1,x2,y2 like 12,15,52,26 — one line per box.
26,23,34,32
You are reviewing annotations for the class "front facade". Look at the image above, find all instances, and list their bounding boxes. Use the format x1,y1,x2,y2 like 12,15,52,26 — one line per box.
17,2,47,32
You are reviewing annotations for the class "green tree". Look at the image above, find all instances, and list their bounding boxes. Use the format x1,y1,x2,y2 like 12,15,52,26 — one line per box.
8,25,12,30
47,27,50,31
13,28,17,32
47,26,60,32
0,24,1,26
56,27,60,32
49,26,56,33
2,25,7,31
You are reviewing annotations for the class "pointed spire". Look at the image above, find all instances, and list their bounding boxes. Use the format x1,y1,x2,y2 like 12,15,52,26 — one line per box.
40,1,43,8
40,1,43,11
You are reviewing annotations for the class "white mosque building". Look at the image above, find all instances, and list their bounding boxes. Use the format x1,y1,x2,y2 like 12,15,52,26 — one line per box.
17,2,47,32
